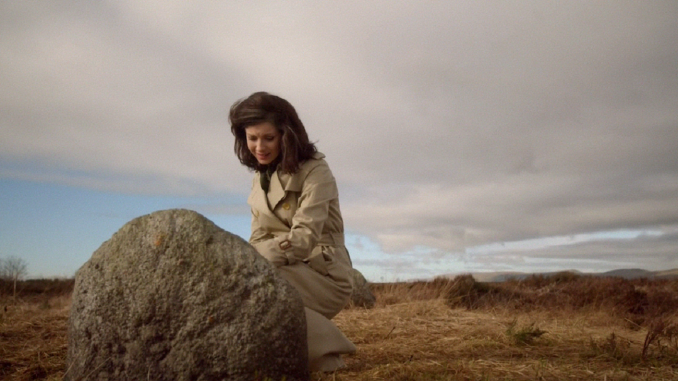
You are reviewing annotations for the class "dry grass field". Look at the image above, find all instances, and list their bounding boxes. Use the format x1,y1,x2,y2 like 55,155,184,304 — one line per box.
2,274,678,380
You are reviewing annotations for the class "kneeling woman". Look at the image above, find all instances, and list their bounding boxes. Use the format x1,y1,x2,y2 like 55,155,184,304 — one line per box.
230,92,355,372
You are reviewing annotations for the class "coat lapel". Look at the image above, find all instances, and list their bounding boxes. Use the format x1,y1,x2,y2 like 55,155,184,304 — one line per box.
267,171,286,210
248,153,326,230
248,171,290,231
247,173,270,214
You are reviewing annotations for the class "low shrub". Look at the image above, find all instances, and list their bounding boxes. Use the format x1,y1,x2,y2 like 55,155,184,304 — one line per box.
0,278,74,297
505,319,547,345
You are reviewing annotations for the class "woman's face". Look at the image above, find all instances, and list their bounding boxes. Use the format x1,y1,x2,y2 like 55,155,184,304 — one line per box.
245,122,281,165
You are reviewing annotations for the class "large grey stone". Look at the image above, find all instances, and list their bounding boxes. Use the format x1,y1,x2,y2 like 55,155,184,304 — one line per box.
66,209,308,381
348,268,376,309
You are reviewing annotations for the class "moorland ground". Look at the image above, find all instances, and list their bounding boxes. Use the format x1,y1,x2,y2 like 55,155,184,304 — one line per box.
2,274,678,380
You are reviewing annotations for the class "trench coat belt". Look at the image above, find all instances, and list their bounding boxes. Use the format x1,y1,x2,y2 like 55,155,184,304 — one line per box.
316,232,344,246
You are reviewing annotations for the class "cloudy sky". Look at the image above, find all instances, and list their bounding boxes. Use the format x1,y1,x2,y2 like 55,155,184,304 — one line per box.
1,1,677,281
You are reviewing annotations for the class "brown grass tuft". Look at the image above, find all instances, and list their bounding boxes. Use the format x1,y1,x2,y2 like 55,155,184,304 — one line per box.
0,294,70,381
641,317,678,361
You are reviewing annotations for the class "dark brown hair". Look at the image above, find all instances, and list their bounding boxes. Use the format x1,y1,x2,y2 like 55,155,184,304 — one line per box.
230,92,317,173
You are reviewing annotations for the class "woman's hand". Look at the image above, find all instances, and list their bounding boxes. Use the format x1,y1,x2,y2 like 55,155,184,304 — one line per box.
253,239,288,267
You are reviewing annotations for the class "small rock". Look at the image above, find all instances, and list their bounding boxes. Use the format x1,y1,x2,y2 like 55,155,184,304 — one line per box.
349,268,376,308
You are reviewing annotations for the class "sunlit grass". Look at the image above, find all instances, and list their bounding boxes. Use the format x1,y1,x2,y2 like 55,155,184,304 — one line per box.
2,275,678,380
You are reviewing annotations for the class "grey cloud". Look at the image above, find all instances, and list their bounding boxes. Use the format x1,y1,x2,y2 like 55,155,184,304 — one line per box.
465,230,678,273
1,1,677,271
1,1,253,194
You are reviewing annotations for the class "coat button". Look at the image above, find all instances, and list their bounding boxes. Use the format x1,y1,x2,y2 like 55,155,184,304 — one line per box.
282,203,290,210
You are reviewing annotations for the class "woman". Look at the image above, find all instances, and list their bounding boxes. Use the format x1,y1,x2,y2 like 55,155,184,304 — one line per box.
230,92,355,372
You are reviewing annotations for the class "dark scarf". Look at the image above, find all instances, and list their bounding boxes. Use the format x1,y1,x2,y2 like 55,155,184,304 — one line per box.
259,165,277,193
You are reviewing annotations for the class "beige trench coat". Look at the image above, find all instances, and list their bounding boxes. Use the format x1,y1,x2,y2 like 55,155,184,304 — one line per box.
247,152,353,319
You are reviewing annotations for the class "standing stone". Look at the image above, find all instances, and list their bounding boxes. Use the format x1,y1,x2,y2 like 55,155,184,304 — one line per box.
66,209,308,381
348,268,376,308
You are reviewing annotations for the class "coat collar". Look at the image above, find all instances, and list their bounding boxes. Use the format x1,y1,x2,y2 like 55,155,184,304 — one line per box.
267,170,286,210
247,152,326,224
248,176,288,230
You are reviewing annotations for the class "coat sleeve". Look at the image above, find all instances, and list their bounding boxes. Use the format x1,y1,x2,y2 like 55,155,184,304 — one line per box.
253,161,337,266
250,209,272,245
250,212,289,266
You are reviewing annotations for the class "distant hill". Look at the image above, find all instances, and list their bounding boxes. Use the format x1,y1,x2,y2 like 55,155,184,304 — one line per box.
458,268,678,283
599,268,653,279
